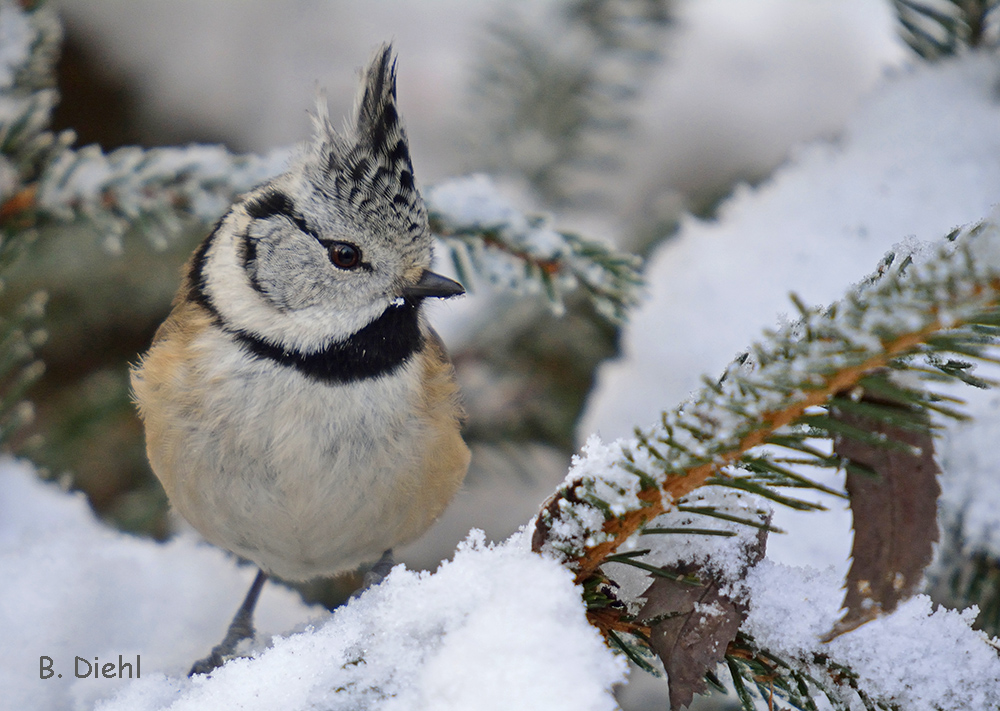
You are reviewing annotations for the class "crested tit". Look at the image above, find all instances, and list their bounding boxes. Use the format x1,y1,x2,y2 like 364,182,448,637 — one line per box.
131,45,470,675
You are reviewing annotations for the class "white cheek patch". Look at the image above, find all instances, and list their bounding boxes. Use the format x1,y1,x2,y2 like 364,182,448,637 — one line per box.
203,212,390,352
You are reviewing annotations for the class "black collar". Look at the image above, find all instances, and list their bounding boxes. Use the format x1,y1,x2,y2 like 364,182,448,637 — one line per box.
227,301,424,385
188,228,424,384
228,300,424,384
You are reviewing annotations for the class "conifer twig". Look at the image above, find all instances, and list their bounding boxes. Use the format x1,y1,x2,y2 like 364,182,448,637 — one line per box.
428,174,642,321
533,220,1000,585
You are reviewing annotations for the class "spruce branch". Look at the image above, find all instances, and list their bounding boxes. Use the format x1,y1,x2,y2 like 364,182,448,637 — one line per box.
35,144,290,252
0,0,60,448
723,633,899,711
466,0,672,205
29,151,642,316
0,1,287,253
532,217,1000,618
428,174,642,322
0,0,63,196
530,218,1000,707
0,285,45,445
893,0,1000,58
33,154,642,318
0,0,644,322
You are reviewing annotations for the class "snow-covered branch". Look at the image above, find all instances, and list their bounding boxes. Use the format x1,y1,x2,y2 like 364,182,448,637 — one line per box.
532,220,1000,708
535,221,1000,573
36,144,290,252
428,175,642,322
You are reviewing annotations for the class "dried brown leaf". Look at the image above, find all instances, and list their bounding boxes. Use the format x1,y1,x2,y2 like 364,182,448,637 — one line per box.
825,390,941,640
636,527,767,710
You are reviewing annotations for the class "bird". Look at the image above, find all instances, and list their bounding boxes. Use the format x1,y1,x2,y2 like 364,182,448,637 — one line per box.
130,44,470,676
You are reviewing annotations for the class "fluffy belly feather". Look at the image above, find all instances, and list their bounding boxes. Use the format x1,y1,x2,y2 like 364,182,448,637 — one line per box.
137,333,464,581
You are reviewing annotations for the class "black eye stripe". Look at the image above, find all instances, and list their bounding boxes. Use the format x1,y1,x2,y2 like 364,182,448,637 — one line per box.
244,190,375,271
244,190,318,239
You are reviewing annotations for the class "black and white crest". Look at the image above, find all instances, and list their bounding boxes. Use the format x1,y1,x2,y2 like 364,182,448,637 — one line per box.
188,44,439,362
310,44,427,246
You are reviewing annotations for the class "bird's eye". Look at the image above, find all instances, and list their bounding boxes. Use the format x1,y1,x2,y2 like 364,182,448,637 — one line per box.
328,242,361,270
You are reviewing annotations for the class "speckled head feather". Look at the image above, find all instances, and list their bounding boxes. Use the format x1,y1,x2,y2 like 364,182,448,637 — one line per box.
308,44,428,251
190,44,438,353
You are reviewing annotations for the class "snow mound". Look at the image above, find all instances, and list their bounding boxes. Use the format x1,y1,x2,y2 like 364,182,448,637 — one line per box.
0,461,624,711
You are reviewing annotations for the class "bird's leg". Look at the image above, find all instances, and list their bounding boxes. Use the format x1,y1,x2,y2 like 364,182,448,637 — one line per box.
353,549,394,598
189,569,269,676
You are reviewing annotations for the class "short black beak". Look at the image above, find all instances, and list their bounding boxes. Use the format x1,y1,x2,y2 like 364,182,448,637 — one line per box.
401,270,465,299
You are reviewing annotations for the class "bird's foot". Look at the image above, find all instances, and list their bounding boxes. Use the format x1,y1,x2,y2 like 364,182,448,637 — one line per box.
189,569,268,677
188,612,256,676
352,549,395,599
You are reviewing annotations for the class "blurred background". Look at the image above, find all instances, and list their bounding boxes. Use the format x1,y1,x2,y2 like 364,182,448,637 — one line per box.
17,0,916,706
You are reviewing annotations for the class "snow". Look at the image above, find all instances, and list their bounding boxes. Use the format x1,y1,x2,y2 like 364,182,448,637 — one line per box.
38,144,291,252
0,459,319,711
427,174,641,323
565,436,649,519
96,533,624,711
584,54,1000,442
0,2,34,90
740,561,843,659
582,54,1000,574
0,461,624,711
828,598,1000,711
743,561,1000,710
608,487,771,609
428,175,538,235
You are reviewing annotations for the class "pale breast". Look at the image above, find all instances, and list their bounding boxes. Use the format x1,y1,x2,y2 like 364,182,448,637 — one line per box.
133,314,468,581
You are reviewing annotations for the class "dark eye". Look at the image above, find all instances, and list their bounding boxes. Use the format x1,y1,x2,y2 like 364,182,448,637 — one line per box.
328,242,361,269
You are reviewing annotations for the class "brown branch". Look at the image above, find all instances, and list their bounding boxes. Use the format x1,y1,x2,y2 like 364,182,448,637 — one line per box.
0,184,37,226
539,324,944,586
587,608,650,638
480,233,562,275
430,218,563,276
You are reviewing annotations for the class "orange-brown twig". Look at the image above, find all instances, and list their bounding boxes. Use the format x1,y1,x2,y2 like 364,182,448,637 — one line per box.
537,324,945,586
